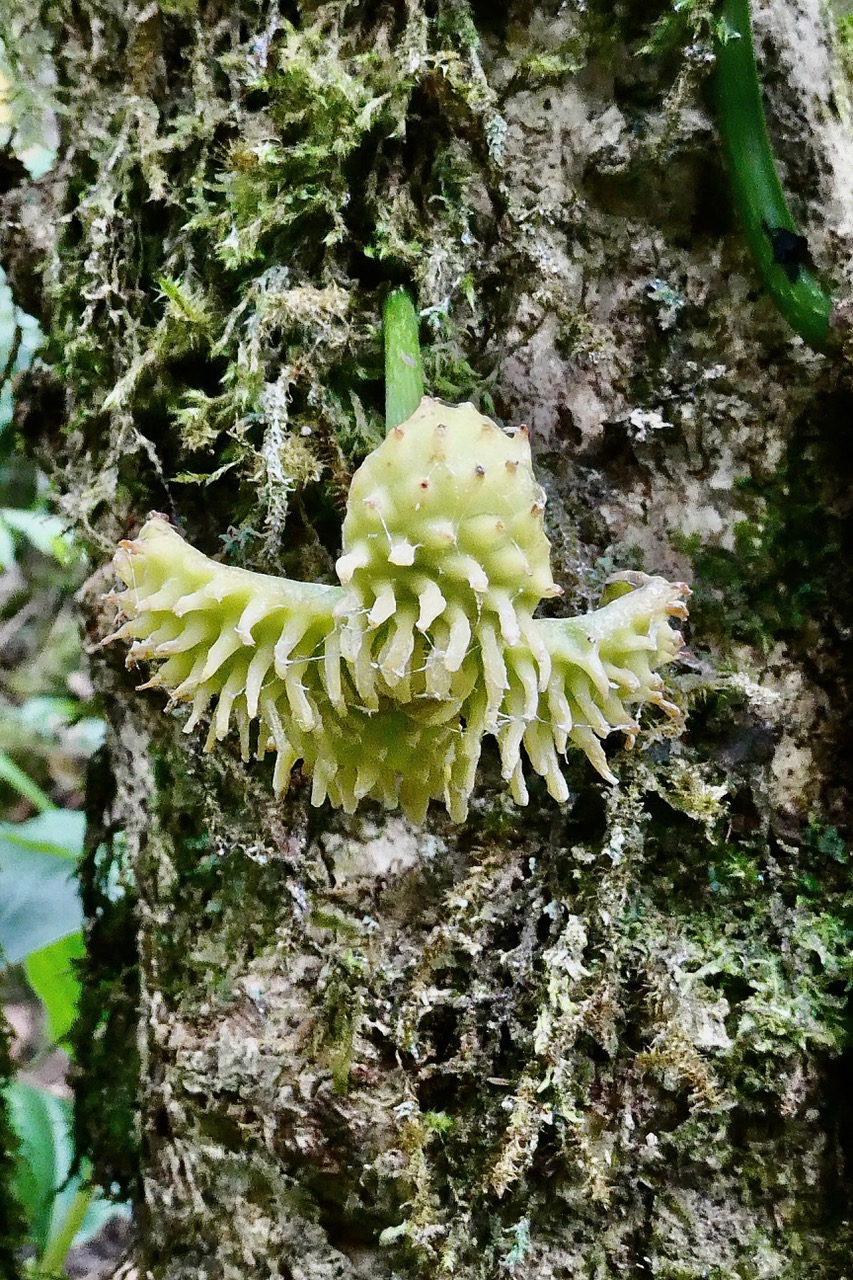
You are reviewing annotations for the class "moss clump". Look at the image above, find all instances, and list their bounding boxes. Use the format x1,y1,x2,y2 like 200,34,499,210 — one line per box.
41,1,507,570
675,418,846,653
356,750,853,1277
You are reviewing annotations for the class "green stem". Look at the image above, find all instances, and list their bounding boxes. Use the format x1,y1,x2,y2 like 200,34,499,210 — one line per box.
383,288,424,432
0,751,53,812
38,1180,93,1277
715,0,833,349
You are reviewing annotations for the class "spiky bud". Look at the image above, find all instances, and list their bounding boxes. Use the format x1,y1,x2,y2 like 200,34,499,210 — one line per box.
336,399,561,698
106,398,689,823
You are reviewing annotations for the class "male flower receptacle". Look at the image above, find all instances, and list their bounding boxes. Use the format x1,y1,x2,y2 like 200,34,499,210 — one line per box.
105,397,689,824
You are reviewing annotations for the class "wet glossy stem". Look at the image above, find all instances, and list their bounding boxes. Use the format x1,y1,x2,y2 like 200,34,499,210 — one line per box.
383,287,424,432
715,0,832,349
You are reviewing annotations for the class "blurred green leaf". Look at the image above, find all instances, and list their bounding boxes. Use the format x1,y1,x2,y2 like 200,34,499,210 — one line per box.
70,717,106,755
4,1080,65,1249
4,1081,127,1256
0,811,84,965
0,749,52,811
1,266,42,436
25,931,84,1046
0,507,77,565
15,696,80,727
0,699,105,772
0,809,83,859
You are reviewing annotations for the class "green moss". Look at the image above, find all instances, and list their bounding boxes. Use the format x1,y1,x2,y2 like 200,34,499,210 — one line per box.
145,752,294,1003
316,948,366,1093
420,302,496,411
511,47,586,90
46,1,505,568
835,15,853,102
356,749,853,1276
675,446,842,652
635,0,721,58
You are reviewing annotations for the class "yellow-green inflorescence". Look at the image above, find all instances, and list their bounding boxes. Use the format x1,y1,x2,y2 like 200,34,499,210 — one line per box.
106,397,689,823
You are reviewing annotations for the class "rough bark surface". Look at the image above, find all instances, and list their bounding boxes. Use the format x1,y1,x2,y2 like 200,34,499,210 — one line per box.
3,1,853,1277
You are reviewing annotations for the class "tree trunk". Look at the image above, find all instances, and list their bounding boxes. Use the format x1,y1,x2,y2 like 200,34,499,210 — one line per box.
4,1,853,1276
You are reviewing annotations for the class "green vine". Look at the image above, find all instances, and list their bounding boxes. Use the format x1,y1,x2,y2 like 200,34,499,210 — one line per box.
715,0,834,349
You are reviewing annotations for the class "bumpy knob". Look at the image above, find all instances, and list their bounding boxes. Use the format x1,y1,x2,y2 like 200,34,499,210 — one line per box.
335,398,562,701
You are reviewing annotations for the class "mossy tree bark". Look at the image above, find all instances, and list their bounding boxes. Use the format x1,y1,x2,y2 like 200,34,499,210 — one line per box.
3,1,853,1276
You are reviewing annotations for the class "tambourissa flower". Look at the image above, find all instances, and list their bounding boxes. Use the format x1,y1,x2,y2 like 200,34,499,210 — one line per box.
106,395,689,823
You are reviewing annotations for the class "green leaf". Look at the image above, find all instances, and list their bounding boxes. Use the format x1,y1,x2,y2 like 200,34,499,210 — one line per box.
4,1082,128,1255
383,288,424,431
0,507,78,564
0,811,85,965
25,931,84,1045
0,809,84,859
4,1081,67,1249
0,749,53,811
48,1163,125,1258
